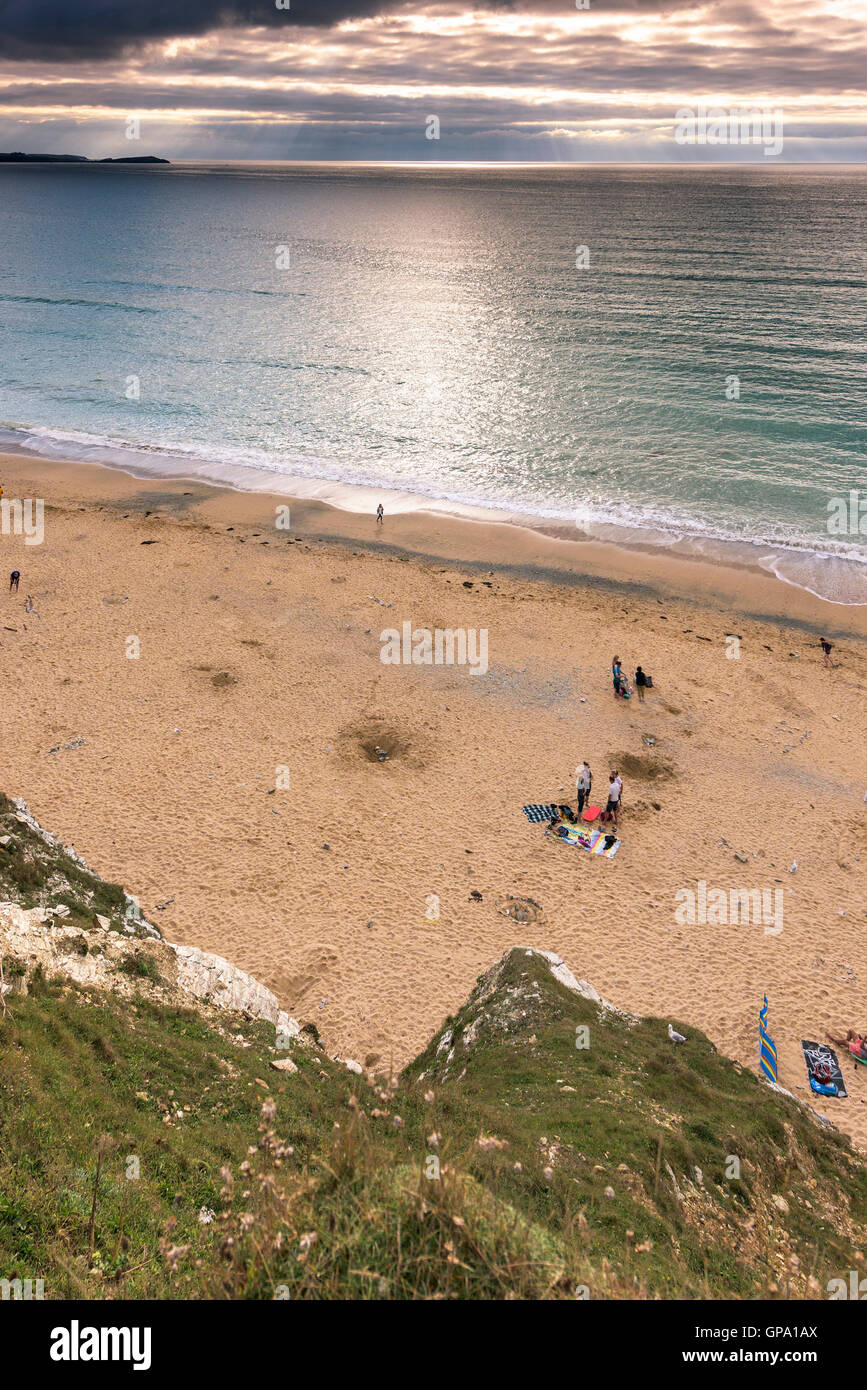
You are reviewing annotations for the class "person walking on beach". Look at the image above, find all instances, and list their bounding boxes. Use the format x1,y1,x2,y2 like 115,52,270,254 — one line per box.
376,503,384,526
612,655,623,697
634,665,648,702
9,570,20,593
575,760,592,815
819,637,834,668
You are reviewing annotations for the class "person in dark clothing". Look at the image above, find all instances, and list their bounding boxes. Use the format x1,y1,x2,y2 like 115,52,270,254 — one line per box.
9,570,20,593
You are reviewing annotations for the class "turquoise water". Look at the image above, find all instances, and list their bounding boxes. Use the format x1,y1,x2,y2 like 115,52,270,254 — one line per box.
0,162,865,600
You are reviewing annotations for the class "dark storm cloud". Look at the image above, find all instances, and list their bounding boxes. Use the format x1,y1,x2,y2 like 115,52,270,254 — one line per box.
0,0,772,60
0,0,389,59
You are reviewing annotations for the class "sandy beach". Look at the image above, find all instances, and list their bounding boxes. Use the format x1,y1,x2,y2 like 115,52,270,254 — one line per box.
1,450,865,1144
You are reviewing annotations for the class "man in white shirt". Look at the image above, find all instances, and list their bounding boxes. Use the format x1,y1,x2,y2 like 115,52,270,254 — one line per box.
605,771,623,826
575,761,592,815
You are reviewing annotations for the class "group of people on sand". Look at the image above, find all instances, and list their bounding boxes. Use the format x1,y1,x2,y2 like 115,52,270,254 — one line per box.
612,655,650,702
569,760,623,827
546,763,622,846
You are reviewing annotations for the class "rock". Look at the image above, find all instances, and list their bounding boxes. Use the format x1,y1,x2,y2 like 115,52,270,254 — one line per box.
271,1057,298,1074
172,943,300,1042
734,852,749,864
345,1059,363,1075
772,1194,789,1215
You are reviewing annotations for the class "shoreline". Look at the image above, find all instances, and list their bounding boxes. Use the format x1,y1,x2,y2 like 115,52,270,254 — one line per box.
3,446,867,640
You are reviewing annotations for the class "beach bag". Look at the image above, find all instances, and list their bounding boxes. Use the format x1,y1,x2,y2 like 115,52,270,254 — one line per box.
810,1077,838,1097
645,674,653,688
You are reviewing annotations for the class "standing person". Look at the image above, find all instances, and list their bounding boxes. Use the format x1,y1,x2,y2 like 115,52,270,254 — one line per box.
376,502,384,526
575,760,592,815
819,637,834,668
634,665,648,702
603,770,622,826
612,655,622,697
9,570,20,593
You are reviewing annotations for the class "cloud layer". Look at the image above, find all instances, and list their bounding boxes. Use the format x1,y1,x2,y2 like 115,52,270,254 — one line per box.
0,1,864,160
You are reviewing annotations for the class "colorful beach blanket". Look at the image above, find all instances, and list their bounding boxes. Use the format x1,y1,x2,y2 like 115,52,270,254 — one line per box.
549,823,621,858
522,803,571,823
591,830,621,858
801,1040,847,1099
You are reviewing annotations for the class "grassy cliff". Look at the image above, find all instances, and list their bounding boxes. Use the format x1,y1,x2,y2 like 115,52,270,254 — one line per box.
1,800,865,1300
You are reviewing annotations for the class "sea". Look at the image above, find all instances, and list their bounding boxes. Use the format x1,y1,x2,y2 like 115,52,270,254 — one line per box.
0,161,865,602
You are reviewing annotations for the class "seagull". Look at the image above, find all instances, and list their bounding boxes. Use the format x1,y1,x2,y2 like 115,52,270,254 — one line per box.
668,1023,686,1044
789,860,797,873
24,595,38,617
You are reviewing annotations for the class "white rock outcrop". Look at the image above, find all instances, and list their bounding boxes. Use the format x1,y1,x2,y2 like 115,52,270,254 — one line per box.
172,943,299,1041
0,902,301,1044
11,799,160,939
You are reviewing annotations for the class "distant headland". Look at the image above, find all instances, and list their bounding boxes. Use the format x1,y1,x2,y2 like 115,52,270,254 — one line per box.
0,152,170,164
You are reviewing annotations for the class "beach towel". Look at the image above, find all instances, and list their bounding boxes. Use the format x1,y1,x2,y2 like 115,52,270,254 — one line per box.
801,1040,847,1099
522,803,571,824
592,831,621,858
582,804,602,824
549,823,620,858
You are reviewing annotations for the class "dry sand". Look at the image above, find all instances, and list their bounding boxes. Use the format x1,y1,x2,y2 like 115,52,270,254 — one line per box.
1,452,866,1143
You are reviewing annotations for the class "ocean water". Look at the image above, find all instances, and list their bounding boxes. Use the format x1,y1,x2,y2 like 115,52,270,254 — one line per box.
0,162,865,602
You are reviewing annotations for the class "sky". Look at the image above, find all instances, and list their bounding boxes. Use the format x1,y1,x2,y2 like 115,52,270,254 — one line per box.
0,0,865,162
